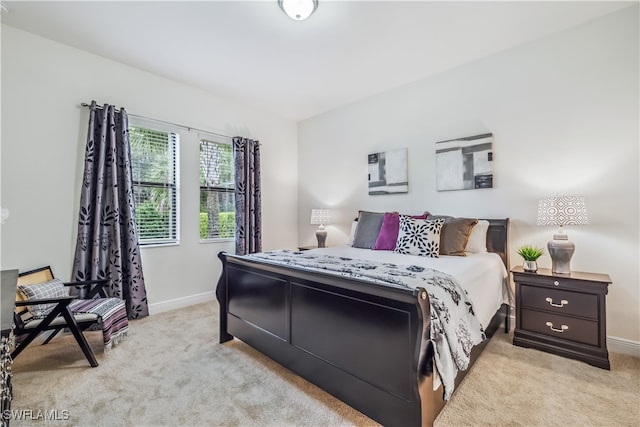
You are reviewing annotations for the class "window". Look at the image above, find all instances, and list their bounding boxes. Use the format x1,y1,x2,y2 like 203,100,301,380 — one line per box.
129,121,180,245
200,138,234,240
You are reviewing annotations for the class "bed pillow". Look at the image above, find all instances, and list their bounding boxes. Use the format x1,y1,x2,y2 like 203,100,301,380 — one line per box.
18,278,68,318
394,216,445,257
465,220,490,253
439,217,478,256
352,211,385,249
346,220,358,246
427,214,453,222
373,212,429,251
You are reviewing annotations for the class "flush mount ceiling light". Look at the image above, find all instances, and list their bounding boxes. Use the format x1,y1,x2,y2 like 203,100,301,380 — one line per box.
278,0,318,21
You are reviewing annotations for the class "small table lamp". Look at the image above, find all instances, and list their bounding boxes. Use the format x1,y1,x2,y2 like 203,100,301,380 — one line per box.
310,208,333,248
536,195,589,274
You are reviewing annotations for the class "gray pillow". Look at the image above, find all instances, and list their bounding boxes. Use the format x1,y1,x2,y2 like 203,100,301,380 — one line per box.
352,211,385,249
18,278,68,318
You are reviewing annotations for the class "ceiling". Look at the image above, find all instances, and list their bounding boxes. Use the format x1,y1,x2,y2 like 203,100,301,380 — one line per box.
1,1,634,122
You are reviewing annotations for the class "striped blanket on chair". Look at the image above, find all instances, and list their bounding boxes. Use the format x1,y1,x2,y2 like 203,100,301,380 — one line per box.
68,298,129,350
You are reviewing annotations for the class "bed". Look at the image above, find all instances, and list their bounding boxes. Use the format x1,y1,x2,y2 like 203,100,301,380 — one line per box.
216,218,510,427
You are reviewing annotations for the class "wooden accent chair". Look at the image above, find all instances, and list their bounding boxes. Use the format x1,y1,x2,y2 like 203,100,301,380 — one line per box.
13,266,113,367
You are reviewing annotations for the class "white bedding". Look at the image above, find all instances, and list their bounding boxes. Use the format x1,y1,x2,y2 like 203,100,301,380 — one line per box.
308,246,509,331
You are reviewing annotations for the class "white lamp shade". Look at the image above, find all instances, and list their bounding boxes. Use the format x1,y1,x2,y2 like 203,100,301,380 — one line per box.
310,208,333,225
537,195,589,226
279,0,318,21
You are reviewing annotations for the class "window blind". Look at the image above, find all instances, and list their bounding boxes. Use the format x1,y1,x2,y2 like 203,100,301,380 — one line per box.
199,139,234,240
129,123,180,244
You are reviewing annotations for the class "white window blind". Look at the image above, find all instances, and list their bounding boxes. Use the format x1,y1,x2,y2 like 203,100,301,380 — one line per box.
129,121,180,245
199,138,234,240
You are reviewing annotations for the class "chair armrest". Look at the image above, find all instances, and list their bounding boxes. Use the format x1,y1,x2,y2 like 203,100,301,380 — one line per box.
63,279,108,288
15,296,75,306
63,279,109,298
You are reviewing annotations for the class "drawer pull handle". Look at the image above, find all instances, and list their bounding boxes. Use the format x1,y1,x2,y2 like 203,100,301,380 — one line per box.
545,297,569,308
553,280,560,286
545,321,568,333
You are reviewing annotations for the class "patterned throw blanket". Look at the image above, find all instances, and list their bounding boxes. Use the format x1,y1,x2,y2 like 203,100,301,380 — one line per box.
245,250,486,400
68,298,129,350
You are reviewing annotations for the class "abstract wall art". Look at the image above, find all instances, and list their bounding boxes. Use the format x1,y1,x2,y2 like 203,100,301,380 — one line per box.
368,148,408,195
435,133,493,191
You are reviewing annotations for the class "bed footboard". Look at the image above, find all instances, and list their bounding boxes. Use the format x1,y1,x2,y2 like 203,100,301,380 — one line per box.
216,252,433,426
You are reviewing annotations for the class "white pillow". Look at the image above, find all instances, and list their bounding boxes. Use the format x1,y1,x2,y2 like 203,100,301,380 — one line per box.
465,220,489,253
346,220,358,246
394,217,445,257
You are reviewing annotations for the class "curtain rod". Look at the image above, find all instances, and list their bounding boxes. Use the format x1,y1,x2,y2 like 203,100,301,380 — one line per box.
80,102,233,140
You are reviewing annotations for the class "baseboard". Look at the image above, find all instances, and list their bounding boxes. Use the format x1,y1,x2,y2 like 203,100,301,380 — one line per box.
148,291,216,315
607,336,640,358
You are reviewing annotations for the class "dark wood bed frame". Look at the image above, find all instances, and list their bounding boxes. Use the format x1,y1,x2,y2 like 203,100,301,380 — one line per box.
216,218,510,427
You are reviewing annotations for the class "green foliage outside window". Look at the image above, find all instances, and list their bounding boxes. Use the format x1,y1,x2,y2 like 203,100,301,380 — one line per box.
199,212,235,239
137,201,171,239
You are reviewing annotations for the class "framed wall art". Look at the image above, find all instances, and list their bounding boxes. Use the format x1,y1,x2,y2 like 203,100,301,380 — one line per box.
435,133,493,191
368,148,408,195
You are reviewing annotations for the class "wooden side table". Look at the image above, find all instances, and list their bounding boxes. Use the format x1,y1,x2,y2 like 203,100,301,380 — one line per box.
512,266,611,369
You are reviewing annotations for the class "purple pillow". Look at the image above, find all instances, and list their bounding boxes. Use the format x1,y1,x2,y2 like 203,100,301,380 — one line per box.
373,213,400,250
373,212,429,250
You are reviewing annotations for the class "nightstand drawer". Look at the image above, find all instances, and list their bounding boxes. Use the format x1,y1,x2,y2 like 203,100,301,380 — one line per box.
520,285,598,319
521,309,599,346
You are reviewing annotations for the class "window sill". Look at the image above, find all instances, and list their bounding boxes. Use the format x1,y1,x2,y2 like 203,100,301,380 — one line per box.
140,242,180,249
199,238,234,244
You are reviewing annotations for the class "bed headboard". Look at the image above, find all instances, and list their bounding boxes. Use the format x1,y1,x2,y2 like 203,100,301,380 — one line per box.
484,218,509,269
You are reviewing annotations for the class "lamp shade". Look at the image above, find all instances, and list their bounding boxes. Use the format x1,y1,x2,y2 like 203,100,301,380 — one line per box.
310,208,333,225
537,195,588,274
536,196,588,226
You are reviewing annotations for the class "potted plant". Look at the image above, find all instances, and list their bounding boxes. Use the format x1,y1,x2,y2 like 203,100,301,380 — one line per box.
517,245,544,272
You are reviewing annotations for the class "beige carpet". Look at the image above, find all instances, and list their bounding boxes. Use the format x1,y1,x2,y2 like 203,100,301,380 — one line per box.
9,302,639,426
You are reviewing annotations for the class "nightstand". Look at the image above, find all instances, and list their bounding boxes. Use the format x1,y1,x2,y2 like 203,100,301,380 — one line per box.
512,266,611,370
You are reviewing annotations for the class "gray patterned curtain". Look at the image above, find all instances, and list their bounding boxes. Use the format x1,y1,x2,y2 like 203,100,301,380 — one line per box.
233,137,262,255
72,101,149,319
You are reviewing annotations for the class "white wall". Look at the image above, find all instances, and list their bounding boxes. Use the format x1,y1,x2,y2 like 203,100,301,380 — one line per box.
1,25,299,313
298,7,639,346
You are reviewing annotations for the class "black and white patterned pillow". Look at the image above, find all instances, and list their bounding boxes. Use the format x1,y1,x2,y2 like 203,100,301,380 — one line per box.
394,216,445,257
18,278,68,318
